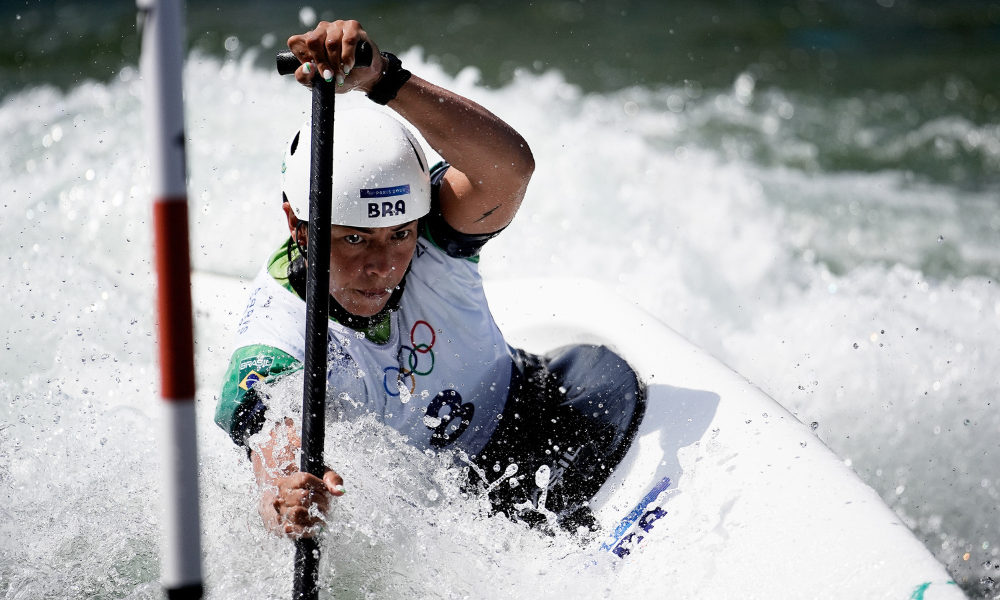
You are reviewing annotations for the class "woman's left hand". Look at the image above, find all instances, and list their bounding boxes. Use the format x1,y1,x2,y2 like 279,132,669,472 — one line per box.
286,20,385,93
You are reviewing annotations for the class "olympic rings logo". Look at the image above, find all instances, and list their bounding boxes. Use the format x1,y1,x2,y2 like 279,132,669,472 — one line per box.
383,320,436,396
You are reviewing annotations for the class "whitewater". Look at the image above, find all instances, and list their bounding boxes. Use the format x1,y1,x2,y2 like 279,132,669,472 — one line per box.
2,45,999,598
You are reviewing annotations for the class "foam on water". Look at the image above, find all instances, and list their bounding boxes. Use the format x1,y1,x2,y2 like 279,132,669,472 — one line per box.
2,46,999,597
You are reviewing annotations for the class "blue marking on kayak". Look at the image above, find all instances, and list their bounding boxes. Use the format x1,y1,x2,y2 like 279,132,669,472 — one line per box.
600,476,671,552
360,184,410,198
910,583,931,600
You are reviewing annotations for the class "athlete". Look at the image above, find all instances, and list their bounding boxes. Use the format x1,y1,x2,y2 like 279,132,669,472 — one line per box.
215,20,643,538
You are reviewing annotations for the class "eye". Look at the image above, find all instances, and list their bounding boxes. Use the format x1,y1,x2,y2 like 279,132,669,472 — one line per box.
344,234,364,245
391,229,411,241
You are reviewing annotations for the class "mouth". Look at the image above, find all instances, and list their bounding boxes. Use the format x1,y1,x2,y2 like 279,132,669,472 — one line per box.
357,287,391,300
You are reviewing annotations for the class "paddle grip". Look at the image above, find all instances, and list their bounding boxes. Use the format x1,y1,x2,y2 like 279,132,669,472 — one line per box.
276,40,373,75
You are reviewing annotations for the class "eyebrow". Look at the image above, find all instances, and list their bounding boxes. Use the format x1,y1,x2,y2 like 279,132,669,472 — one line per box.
341,222,415,234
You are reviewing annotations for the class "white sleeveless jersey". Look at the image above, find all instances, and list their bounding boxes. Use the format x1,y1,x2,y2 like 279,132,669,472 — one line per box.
232,239,512,456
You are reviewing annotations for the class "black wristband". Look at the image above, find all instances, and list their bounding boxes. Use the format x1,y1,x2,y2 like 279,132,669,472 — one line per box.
367,52,411,105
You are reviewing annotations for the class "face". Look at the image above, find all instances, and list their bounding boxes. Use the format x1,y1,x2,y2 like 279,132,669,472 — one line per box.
284,203,418,317
327,222,418,316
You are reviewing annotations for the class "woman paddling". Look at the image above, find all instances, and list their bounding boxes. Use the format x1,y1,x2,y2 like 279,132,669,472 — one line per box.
214,19,644,537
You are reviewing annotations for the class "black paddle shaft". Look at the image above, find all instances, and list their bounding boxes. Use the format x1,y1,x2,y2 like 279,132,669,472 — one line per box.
290,65,336,600
276,40,373,76
278,37,373,600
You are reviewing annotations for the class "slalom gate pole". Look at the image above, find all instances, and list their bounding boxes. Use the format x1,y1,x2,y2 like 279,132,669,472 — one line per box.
292,76,334,600
137,0,203,598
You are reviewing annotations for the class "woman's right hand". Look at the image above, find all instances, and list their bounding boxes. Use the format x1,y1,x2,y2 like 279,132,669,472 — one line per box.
259,468,345,538
251,418,346,538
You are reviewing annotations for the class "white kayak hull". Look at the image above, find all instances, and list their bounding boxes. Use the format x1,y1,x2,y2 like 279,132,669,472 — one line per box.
484,277,962,599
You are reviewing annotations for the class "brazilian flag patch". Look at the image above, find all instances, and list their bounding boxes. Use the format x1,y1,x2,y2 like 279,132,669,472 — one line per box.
237,354,275,391
239,370,264,391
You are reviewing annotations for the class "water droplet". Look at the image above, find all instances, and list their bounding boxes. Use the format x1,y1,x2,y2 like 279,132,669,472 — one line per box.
534,465,551,489
965,419,971,426
800,441,807,447
853,343,859,349
298,6,317,27
937,235,945,243
809,422,819,431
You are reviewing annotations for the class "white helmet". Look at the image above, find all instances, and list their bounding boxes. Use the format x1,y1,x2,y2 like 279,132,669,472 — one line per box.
281,108,431,227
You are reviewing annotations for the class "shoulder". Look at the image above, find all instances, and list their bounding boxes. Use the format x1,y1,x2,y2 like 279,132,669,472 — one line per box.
420,162,505,261
234,267,307,360
405,237,488,313
410,236,481,282
214,343,302,444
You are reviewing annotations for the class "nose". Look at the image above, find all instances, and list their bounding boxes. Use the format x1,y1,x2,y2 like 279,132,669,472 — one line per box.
363,247,393,279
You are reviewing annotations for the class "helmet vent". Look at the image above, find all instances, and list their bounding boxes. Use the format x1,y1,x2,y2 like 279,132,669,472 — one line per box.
290,131,300,156
406,137,425,172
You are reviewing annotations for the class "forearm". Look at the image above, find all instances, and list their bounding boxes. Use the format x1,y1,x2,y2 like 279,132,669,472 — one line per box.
386,75,534,233
388,75,534,191
251,418,300,490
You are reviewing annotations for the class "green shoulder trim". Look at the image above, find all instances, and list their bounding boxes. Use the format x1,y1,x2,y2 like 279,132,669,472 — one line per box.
420,221,481,264
267,239,297,294
214,344,301,437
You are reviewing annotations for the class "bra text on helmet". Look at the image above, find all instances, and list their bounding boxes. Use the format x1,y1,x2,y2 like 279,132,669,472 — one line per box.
369,200,406,218
361,184,411,218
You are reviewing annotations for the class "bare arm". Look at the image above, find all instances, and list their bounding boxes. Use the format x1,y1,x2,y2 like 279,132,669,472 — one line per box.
251,418,345,538
387,76,534,234
287,20,534,235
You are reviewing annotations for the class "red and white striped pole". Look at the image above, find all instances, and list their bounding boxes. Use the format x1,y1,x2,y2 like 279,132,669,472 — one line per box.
138,0,203,597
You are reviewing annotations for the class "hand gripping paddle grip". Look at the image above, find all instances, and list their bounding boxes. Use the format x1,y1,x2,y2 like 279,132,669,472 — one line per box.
276,40,373,75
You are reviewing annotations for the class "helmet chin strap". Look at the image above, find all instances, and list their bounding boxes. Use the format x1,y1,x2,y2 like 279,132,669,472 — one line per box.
294,220,309,259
